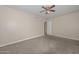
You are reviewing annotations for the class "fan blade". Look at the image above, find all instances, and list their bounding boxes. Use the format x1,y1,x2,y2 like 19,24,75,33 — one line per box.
50,10,55,12
42,6,47,9
45,11,49,14
50,5,55,9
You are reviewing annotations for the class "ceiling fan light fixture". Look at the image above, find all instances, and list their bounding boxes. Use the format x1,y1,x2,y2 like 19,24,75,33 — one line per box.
40,5,55,14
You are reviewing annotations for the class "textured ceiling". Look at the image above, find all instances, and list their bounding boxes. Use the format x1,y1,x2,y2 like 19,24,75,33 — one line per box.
6,5,79,19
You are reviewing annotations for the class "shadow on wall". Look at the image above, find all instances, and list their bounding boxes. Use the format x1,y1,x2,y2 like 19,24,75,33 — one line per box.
44,21,47,35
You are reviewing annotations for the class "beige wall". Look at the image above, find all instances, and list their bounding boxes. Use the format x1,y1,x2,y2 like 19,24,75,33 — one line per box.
50,11,79,40
0,6,45,46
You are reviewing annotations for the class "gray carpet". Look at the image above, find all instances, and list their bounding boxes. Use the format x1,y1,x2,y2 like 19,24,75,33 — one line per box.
0,35,79,54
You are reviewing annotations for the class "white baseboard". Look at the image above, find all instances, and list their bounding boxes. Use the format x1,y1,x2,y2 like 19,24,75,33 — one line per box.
0,35,43,47
48,33,79,41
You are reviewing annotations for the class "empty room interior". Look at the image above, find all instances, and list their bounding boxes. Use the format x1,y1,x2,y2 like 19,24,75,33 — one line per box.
0,5,79,54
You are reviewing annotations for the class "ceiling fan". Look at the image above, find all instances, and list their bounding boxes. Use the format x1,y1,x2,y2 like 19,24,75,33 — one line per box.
40,5,55,14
